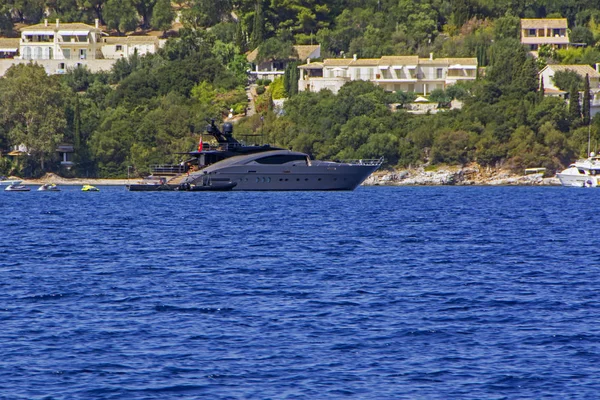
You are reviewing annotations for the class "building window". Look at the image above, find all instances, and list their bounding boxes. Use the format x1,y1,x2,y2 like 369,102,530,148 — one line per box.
529,29,536,36
116,45,123,51
436,68,443,79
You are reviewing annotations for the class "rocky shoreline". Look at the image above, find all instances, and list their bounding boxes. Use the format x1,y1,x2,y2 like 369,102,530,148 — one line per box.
7,166,561,187
363,165,560,186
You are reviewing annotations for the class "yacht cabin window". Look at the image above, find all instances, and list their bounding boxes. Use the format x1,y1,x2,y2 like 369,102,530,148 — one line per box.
254,154,308,165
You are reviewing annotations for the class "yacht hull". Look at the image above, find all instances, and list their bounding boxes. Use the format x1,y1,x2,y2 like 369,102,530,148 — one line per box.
557,172,600,187
186,163,379,191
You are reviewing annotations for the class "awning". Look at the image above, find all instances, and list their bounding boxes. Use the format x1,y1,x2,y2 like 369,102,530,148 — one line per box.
449,64,477,69
24,31,55,36
405,65,417,69
0,48,18,52
7,150,27,156
59,31,89,36
378,65,389,70
392,65,403,69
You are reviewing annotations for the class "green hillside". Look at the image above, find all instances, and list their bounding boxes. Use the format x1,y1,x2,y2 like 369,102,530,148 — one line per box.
1,1,600,177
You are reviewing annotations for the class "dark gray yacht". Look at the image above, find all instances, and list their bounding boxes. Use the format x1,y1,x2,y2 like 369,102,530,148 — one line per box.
128,121,382,191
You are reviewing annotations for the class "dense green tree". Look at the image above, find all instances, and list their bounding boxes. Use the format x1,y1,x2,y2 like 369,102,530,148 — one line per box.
493,15,520,40
152,0,175,35
570,26,595,46
104,0,138,34
132,0,156,28
7,0,45,23
486,38,528,94
256,37,297,64
552,69,584,92
0,4,13,35
181,0,231,28
161,28,215,60
0,64,67,171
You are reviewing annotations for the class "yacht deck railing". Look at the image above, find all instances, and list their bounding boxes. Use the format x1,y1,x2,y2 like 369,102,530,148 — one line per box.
338,157,384,166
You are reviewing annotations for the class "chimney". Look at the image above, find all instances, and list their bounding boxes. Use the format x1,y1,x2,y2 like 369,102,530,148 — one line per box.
44,19,48,27
596,63,600,74
307,58,311,64
56,19,59,27
353,54,357,61
95,18,99,29
429,52,433,61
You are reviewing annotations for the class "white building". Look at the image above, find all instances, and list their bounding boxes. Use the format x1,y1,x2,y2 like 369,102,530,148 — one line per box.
539,64,600,117
247,44,321,81
298,54,478,95
101,36,161,59
0,19,164,76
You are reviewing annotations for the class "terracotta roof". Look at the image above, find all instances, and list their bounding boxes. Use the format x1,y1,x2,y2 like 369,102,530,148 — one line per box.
323,58,354,66
379,56,419,65
247,44,320,63
103,36,159,45
351,58,381,66
295,45,319,60
322,56,477,67
544,64,600,79
0,38,19,50
124,36,159,44
298,62,324,69
521,19,568,29
446,57,478,65
21,22,101,32
246,48,258,63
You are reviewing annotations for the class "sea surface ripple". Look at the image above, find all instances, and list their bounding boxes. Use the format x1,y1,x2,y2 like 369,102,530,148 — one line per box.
1,186,600,399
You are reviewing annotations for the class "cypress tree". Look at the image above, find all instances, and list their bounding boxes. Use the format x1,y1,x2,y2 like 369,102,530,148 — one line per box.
569,85,582,125
539,76,545,103
235,21,246,53
251,0,265,49
284,61,299,97
583,73,591,125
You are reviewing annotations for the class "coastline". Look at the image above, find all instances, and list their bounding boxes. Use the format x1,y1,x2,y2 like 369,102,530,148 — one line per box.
13,173,143,186
7,167,561,187
363,165,561,186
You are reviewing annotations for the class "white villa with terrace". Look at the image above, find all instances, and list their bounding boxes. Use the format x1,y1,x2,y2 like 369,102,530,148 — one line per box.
298,54,478,95
0,19,164,76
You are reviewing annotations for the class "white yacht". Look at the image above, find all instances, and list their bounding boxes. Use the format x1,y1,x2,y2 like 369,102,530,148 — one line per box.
557,153,600,187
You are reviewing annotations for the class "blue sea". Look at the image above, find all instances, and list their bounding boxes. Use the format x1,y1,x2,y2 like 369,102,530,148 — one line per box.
1,185,600,399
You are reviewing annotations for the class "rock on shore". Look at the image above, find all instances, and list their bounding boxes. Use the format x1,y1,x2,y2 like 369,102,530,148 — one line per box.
363,165,560,186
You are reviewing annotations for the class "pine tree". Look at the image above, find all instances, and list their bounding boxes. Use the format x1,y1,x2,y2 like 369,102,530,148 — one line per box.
583,73,591,126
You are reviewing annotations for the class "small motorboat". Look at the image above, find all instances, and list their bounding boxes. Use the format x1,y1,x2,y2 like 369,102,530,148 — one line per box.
557,152,600,187
5,183,30,192
38,183,60,191
82,184,99,192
